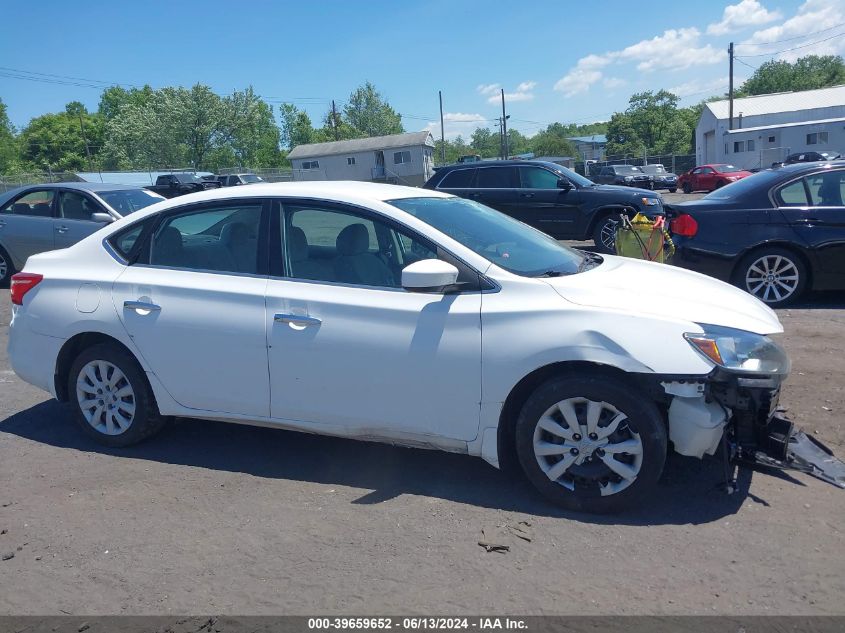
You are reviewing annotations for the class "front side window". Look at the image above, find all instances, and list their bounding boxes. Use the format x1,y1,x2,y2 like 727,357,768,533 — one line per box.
59,191,102,221
389,196,587,277
149,203,262,274
393,151,411,165
439,169,475,188
1,190,54,217
282,205,438,288
520,167,560,189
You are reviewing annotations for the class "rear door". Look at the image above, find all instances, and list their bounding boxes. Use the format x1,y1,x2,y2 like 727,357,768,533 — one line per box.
775,169,845,288
471,166,519,214
54,189,112,249
514,165,580,236
112,199,271,417
0,188,56,268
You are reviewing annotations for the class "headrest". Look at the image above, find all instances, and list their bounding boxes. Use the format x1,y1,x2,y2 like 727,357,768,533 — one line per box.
288,226,309,262
336,223,369,256
156,226,183,252
220,222,249,245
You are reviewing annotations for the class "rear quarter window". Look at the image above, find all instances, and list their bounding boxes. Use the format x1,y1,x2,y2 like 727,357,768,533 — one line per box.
439,169,475,188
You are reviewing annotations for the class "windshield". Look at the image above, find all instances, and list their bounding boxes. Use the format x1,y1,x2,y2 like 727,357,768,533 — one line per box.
388,196,587,277
641,165,666,174
241,174,263,183
173,173,202,183
551,165,594,187
98,189,164,216
713,164,740,173
615,165,644,174
702,169,781,200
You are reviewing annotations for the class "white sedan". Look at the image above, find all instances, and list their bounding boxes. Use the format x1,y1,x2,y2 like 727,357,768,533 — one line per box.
8,182,793,513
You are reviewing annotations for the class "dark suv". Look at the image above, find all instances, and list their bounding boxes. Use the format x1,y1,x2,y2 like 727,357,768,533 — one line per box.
594,164,653,189
423,160,663,252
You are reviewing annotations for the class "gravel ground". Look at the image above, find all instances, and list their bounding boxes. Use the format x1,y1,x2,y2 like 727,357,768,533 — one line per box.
0,285,843,615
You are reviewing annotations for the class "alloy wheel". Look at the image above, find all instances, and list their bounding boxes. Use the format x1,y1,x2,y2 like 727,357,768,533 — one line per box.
76,360,136,435
0,252,7,283
745,254,800,304
532,397,643,497
599,217,618,252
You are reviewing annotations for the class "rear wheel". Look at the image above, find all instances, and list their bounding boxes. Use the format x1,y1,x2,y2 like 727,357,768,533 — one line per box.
0,246,13,288
734,247,808,307
668,188,677,194
592,213,620,254
68,343,167,447
515,373,667,513
682,182,692,194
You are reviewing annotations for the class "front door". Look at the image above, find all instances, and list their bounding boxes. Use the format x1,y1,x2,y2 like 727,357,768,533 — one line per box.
112,200,270,417
265,200,482,441
469,165,519,215
54,190,111,249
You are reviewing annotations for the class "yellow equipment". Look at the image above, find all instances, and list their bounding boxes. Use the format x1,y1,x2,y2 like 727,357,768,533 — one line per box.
615,213,675,263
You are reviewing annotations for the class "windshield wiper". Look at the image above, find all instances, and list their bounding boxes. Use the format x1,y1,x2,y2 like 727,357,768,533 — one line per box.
537,270,566,277
578,252,603,272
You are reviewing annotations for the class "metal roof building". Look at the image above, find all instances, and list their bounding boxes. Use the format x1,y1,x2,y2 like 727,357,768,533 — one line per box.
696,85,845,169
287,131,436,186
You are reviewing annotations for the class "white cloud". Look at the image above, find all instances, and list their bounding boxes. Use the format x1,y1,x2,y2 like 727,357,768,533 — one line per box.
737,0,845,60
424,112,488,141
602,77,627,89
554,27,725,97
484,81,537,103
476,83,500,96
707,0,782,35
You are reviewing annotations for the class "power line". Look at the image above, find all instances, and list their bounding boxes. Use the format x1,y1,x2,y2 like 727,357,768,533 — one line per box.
735,30,845,58
737,21,845,47
734,58,758,71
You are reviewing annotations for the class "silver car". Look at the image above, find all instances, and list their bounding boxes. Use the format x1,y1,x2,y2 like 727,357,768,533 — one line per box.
0,183,164,285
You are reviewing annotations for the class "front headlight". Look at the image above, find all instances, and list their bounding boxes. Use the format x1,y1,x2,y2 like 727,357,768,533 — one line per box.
684,324,790,375
640,197,660,206
624,176,633,181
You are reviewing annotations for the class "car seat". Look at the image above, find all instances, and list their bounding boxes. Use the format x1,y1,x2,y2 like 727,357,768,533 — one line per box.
288,226,334,281
334,223,394,287
152,226,187,267
220,222,254,272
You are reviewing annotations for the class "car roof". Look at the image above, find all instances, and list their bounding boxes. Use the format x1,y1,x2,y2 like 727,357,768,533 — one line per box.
6,182,147,193
773,159,845,174
436,160,566,172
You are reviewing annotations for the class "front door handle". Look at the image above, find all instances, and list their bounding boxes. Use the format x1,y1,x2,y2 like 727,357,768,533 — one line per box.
56,225,69,234
521,193,535,198
124,300,161,312
274,313,321,327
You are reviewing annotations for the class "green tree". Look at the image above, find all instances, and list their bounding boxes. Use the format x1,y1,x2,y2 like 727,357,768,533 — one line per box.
528,123,581,158
342,82,403,137
605,90,693,156
0,97,19,174
224,86,282,167
469,126,500,157
18,102,103,172
98,85,154,120
315,108,361,142
278,103,317,149
737,55,845,96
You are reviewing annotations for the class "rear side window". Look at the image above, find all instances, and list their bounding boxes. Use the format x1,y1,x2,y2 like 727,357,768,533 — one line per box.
439,169,475,188
776,180,809,206
1,190,55,217
108,221,150,260
475,167,518,188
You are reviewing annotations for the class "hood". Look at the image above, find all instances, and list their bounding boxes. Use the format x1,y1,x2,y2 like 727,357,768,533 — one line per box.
543,255,783,335
592,184,657,197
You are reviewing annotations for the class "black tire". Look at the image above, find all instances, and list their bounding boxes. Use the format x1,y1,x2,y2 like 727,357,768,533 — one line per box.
515,372,667,514
733,247,808,308
668,188,677,193
0,245,14,288
715,179,726,189
592,213,619,254
682,182,692,194
68,343,167,447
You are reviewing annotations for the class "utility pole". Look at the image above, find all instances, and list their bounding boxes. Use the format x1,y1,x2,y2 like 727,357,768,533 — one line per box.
438,90,445,164
331,100,340,141
77,112,94,172
728,42,734,130
501,88,509,159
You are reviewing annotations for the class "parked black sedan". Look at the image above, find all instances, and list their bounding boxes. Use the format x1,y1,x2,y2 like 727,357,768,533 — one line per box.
640,164,678,192
593,164,653,189
668,161,845,307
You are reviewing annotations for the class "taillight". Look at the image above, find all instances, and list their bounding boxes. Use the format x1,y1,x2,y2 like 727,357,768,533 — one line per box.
670,213,698,237
10,273,43,306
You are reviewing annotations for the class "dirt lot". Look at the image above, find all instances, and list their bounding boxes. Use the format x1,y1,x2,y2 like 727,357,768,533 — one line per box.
0,287,844,616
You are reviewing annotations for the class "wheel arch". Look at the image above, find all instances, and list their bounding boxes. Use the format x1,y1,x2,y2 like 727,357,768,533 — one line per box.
585,204,632,238
54,332,141,402
495,360,662,472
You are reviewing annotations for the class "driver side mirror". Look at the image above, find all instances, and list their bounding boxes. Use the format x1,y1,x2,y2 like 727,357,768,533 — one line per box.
557,178,572,191
90,212,114,224
401,259,459,293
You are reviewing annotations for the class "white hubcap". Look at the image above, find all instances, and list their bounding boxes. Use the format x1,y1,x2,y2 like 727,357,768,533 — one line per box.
76,360,136,435
745,255,799,303
533,397,643,496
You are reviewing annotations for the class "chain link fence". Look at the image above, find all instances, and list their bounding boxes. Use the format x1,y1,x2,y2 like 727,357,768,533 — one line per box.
574,153,697,178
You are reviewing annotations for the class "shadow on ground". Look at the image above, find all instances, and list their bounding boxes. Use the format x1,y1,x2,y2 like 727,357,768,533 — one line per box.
0,400,783,526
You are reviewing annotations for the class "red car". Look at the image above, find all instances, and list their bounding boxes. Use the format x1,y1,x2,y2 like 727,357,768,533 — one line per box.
678,164,753,193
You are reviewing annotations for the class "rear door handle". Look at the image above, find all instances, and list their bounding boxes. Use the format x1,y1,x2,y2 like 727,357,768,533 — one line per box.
56,225,69,234
520,193,535,198
124,300,161,312
274,313,321,327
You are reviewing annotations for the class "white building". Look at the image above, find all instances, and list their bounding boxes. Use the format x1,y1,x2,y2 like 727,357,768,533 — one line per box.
695,85,845,170
287,131,436,187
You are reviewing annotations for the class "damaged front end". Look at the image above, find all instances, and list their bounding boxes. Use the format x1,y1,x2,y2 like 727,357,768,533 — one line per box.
660,324,845,490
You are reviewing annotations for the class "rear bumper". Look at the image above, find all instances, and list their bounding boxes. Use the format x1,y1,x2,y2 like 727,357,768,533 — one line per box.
8,309,64,397
670,244,736,282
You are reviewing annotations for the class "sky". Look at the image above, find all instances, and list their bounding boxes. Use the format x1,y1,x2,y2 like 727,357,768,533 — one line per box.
1,0,844,140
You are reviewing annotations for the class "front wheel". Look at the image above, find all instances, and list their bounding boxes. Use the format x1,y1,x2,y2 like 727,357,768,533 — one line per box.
592,213,620,254
682,182,692,194
0,246,14,288
69,343,167,447
515,373,667,513
734,247,807,307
